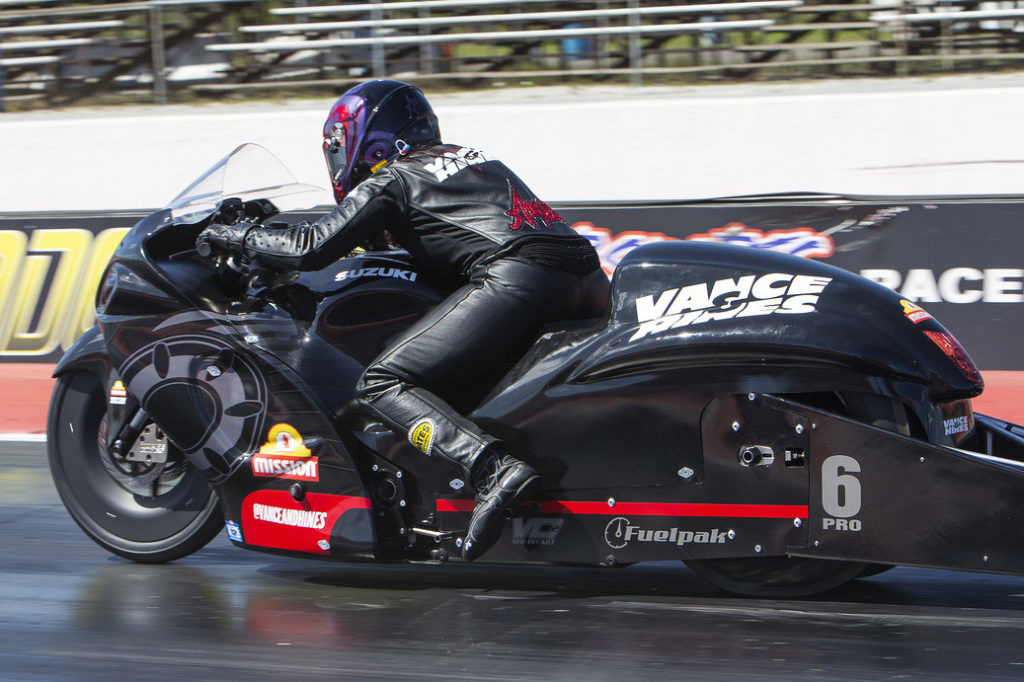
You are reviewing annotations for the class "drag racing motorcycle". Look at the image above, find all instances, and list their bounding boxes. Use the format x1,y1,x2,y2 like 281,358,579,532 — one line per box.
48,144,1024,597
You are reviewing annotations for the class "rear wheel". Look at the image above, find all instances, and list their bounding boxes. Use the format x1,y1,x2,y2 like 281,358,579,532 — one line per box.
47,370,223,562
684,392,908,597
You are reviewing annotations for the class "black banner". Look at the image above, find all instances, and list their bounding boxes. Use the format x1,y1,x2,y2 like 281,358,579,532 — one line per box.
2,194,1022,369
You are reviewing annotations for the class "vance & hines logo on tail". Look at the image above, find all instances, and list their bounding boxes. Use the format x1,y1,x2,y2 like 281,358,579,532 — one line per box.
629,272,833,342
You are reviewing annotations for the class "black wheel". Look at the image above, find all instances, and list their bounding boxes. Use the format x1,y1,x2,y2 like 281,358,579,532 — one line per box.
684,392,908,597
47,370,223,563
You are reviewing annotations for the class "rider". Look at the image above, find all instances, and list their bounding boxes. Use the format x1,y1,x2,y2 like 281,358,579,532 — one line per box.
197,79,610,561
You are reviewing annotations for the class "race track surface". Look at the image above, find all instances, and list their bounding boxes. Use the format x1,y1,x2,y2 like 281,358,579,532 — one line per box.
4,443,1024,681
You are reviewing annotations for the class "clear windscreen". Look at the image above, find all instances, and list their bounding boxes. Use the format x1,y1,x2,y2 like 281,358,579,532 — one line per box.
166,143,329,223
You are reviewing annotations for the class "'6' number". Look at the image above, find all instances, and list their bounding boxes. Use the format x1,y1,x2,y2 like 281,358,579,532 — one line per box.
821,455,861,518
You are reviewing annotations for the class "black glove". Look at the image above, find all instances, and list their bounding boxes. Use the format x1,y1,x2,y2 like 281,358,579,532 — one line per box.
196,222,255,258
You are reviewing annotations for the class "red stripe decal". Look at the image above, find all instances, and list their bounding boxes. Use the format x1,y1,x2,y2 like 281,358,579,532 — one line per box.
437,498,807,518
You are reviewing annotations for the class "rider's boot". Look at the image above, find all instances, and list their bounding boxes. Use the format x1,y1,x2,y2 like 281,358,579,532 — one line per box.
462,447,540,562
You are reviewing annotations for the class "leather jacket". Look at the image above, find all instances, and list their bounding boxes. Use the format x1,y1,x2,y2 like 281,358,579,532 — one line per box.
242,143,598,277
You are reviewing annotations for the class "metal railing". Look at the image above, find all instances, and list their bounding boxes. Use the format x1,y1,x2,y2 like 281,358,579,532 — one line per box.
5,0,1024,109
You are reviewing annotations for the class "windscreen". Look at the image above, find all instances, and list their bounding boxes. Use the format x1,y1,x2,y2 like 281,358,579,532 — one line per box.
165,143,329,223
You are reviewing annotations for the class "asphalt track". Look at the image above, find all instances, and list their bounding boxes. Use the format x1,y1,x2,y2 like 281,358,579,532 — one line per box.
5,442,1024,681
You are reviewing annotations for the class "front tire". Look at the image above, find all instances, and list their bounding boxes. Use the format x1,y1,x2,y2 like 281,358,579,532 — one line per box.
48,370,223,562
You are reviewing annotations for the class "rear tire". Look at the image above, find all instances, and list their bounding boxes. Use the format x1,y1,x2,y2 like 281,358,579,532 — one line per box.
47,370,223,563
684,391,908,597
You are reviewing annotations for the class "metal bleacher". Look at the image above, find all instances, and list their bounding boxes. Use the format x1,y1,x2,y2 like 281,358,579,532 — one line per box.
5,0,1024,109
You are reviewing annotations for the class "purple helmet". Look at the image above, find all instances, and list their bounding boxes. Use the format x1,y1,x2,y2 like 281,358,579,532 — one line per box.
322,80,440,201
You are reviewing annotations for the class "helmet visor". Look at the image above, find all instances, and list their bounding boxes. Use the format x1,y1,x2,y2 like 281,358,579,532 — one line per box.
323,121,348,188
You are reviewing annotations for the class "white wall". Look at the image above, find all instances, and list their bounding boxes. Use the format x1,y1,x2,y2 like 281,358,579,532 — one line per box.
4,73,1024,212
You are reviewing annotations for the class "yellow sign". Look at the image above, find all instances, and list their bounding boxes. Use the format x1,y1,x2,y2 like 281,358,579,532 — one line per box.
258,423,312,458
0,227,130,357
900,299,932,324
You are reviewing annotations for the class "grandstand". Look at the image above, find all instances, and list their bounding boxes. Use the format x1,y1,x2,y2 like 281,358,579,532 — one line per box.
4,0,1024,109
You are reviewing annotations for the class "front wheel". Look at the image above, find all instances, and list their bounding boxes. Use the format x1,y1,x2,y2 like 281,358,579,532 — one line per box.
684,392,909,597
47,370,223,562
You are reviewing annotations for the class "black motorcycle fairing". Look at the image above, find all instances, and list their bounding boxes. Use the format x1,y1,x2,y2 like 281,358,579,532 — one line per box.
592,241,983,400
53,325,107,380
462,242,984,494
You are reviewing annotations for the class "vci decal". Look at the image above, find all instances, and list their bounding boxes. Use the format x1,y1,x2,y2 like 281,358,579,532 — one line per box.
821,455,862,532
629,272,833,342
512,517,564,546
604,517,731,550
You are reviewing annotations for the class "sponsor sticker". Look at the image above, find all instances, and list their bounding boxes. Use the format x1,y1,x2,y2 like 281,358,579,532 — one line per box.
241,490,372,555
944,416,971,437
603,516,731,550
629,272,833,342
225,520,243,542
334,267,418,282
409,419,436,456
900,299,933,324
109,380,128,406
251,454,319,482
512,517,564,546
252,424,319,481
252,502,328,529
259,423,312,458
940,399,974,444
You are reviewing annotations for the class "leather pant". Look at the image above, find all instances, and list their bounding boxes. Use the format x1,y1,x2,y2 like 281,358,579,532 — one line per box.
356,257,610,479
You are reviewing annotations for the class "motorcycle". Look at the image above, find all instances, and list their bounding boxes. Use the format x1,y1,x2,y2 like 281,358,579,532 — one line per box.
48,144,1024,597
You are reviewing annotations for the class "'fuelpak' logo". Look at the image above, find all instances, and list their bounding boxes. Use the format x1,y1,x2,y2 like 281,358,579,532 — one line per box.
604,517,731,550
629,272,833,342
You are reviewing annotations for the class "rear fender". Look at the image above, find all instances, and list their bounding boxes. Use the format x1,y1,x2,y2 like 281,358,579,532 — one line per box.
53,326,109,382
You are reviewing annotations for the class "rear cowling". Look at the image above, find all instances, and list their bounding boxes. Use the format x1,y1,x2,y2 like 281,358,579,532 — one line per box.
591,241,982,400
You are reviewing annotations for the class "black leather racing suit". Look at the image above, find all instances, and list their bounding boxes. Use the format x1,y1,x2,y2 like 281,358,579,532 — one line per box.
240,143,610,479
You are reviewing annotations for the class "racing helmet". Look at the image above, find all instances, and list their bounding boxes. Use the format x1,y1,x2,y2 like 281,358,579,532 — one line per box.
322,79,441,201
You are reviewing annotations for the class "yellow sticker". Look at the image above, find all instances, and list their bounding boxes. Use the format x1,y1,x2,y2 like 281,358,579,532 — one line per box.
109,380,128,405
900,299,932,324
258,423,312,458
409,419,436,456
